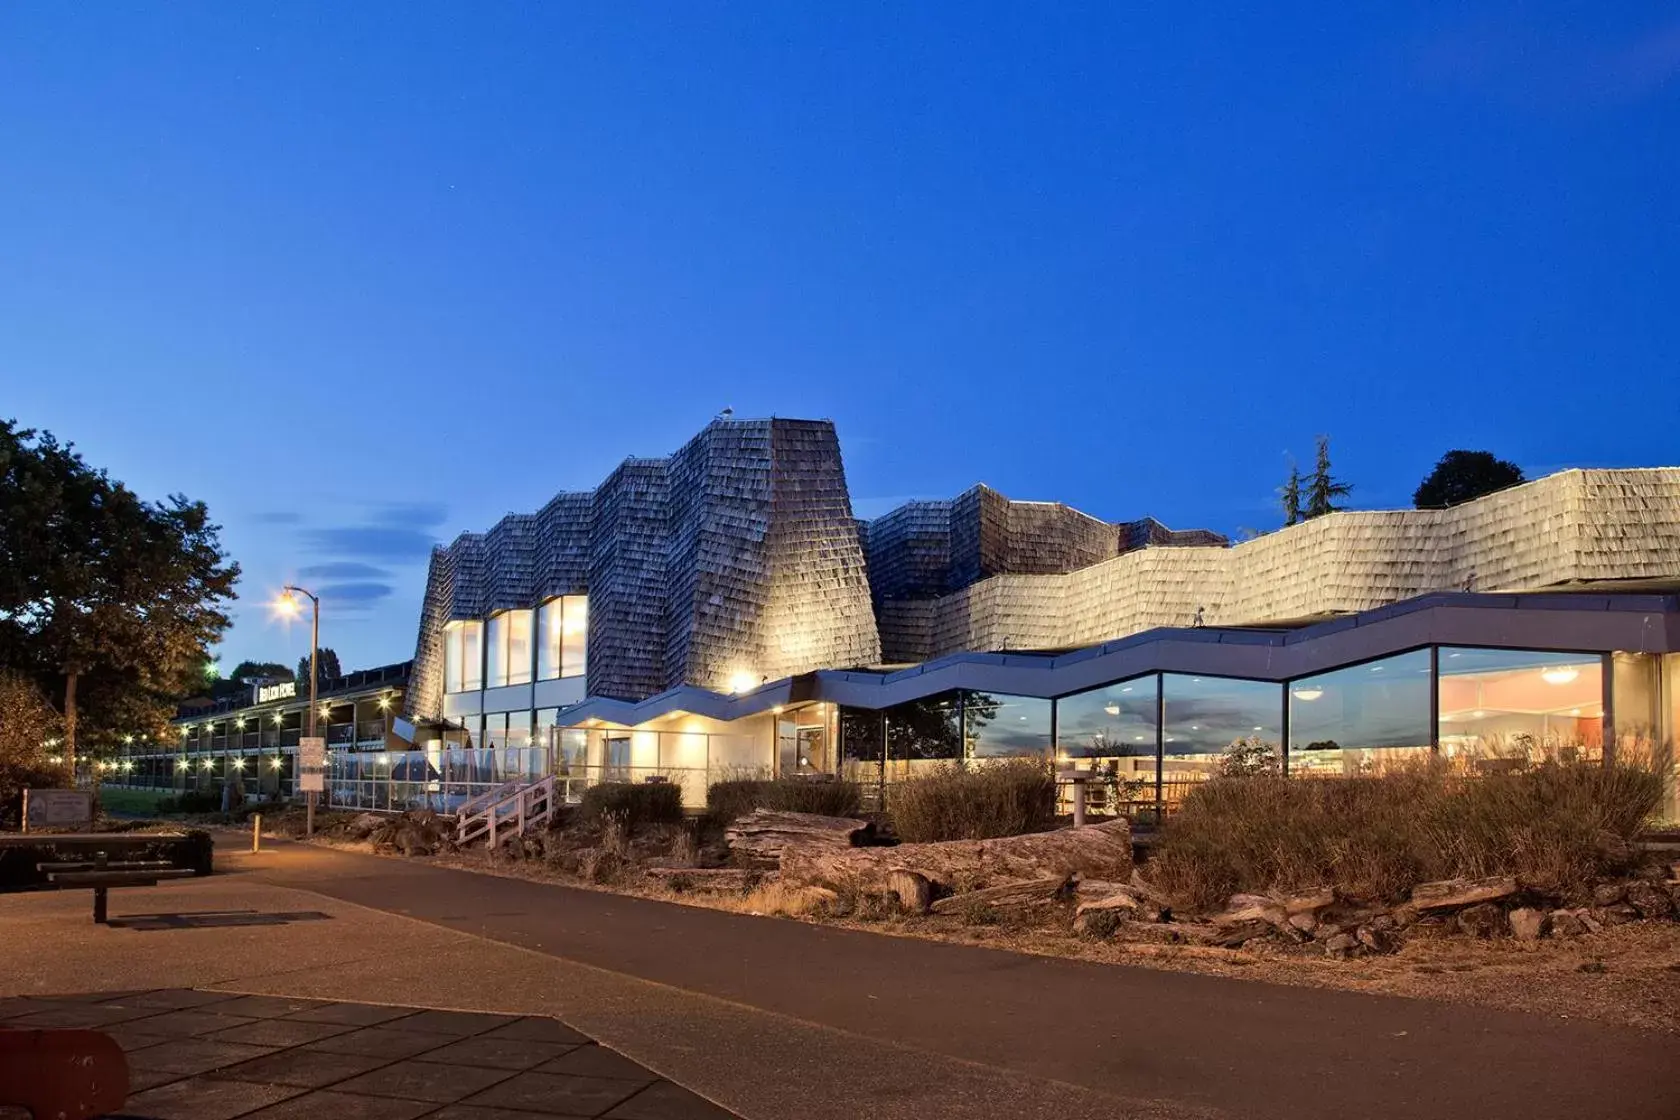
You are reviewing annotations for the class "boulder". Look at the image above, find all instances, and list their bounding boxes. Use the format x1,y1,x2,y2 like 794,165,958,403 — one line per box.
1509,907,1548,942
1074,886,1150,917
725,809,873,865
1549,909,1590,938
1212,893,1287,929
343,813,384,840
1368,913,1399,933
1355,925,1398,954
1594,904,1640,926
1625,880,1674,920
1210,920,1274,949
781,818,1131,895
1411,876,1518,913
1286,912,1318,935
1322,932,1358,959
1456,902,1505,938
1276,888,1335,915
1591,882,1628,907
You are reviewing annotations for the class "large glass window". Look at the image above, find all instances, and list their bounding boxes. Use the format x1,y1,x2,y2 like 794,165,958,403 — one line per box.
485,610,534,688
963,691,1052,759
1056,677,1158,759
1161,675,1282,805
1437,648,1603,770
885,692,961,780
1289,649,1434,776
443,620,483,693
538,597,589,681
840,706,885,786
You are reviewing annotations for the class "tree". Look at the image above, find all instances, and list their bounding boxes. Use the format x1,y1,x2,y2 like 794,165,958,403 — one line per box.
1304,435,1352,519
297,647,343,692
1413,450,1525,509
0,420,239,774
0,670,63,825
1280,463,1303,527
228,661,293,684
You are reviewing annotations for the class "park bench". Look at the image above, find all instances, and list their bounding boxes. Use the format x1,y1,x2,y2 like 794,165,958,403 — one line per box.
37,850,197,924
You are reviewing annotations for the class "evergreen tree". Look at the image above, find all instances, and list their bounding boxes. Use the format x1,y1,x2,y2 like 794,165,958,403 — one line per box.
297,647,344,692
1413,450,1524,509
1304,436,1352,519
1280,464,1303,526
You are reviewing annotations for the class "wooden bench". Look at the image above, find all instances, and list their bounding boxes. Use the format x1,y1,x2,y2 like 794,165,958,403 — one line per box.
37,852,197,924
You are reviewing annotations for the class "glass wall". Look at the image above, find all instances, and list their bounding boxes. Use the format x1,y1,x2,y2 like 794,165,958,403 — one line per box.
885,692,961,780
964,691,1053,759
1289,649,1433,776
1437,648,1603,770
1161,675,1282,804
1055,675,1160,813
443,620,483,693
485,611,534,688
839,706,885,789
537,596,589,681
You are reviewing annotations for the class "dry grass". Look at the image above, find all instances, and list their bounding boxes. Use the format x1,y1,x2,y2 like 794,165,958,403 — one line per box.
705,778,863,825
887,758,1057,843
577,782,684,830
1150,762,1665,911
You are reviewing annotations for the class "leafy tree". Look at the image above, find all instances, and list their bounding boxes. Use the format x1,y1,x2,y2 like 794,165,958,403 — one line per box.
1280,463,1303,527
0,420,239,774
1304,435,1352,519
297,646,344,693
1413,450,1525,509
228,660,293,684
0,670,64,824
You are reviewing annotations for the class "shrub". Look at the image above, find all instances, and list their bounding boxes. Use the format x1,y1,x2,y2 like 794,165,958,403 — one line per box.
578,782,684,831
887,758,1056,843
1148,761,1665,912
705,778,863,824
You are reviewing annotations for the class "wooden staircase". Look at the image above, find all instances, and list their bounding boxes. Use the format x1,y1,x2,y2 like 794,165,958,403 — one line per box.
455,777,557,847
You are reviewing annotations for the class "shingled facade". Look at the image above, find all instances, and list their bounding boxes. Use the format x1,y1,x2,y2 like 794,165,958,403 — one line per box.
410,418,880,720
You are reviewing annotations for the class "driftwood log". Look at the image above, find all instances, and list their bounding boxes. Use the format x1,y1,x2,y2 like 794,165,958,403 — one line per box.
780,818,1131,895
725,809,873,864
928,876,1072,915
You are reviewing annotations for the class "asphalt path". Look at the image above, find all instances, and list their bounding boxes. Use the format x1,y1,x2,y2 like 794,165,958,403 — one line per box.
238,837,1680,1120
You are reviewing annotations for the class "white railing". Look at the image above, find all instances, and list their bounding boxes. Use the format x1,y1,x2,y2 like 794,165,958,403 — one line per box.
456,776,556,847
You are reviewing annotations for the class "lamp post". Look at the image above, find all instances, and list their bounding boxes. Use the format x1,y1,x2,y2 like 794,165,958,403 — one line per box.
278,585,320,836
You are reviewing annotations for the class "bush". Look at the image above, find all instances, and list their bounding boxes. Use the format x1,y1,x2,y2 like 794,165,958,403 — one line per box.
887,758,1057,843
705,778,863,824
578,782,684,831
1149,761,1665,912
154,789,224,815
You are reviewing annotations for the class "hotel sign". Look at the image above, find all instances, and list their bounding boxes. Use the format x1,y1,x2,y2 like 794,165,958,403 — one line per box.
255,680,297,704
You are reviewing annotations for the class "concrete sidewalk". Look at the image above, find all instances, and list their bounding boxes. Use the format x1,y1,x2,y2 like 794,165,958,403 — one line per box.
231,835,1679,1120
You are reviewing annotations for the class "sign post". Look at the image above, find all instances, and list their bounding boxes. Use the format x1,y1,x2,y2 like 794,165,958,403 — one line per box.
299,736,326,837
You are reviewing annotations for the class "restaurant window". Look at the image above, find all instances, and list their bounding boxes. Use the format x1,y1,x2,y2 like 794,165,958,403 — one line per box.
1437,648,1604,770
538,596,589,680
963,692,1052,759
1289,649,1434,776
443,620,483,693
1161,674,1282,805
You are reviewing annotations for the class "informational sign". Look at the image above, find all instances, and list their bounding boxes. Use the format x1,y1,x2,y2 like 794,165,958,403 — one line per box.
22,788,93,832
299,736,326,793
255,680,297,704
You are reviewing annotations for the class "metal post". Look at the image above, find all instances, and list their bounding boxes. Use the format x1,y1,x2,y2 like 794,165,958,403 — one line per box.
252,813,262,852
307,597,318,837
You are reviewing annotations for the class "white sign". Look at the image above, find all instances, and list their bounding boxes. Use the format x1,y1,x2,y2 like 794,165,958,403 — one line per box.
23,789,93,832
299,736,326,793
255,680,297,704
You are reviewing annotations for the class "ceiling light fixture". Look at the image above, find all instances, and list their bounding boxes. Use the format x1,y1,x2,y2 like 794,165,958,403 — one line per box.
1541,666,1580,686
1292,687,1324,702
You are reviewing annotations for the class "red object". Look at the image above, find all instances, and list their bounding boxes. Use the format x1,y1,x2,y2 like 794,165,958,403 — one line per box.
0,1026,129,1120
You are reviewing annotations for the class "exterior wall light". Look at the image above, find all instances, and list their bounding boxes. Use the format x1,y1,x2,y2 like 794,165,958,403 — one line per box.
726,670,758,695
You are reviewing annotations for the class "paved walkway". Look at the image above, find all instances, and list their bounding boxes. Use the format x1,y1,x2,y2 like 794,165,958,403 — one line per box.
238,836,1680,1120
1,988,731,1119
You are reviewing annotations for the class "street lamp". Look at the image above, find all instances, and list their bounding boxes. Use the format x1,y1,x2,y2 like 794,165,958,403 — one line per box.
276,584,322,835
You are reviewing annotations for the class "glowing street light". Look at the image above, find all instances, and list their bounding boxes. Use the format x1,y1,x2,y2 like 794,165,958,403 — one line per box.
276,584,322,835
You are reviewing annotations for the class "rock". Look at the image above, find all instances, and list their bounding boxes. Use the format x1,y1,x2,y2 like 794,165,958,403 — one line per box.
1411,876,1519,913
1456,902,1505,938
343,812,384,840
1213,893,1288,929
1127,869,1175,908
1275,888,1335,915
1210,920,1274,949
1075,887,1159,923
1287,912,1318,935
1073,908,1126,940
1595,904,1640,926
1579,910,1605,934
887,868,933,914
1369,913,1399,933
1592,882,1628,907
1625,880,1675,920
1323,932,1358,958
1355,925,1398,954
1509,907,1548,941
782,818,1132,895
930,876,1071,915
1549,909,1590,938
725,809,873,864
1390,904,1420,928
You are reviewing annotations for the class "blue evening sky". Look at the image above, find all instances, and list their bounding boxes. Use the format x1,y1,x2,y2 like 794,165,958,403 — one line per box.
3,3,1677,671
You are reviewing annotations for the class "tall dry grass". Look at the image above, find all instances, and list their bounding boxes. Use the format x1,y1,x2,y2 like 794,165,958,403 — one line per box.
887,758,1057,843
705,777,863,825
1149,760,1664,911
